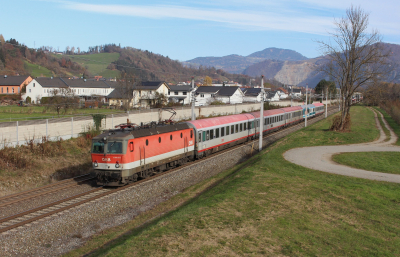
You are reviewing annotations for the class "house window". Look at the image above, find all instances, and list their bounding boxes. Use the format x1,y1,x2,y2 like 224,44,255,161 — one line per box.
18,87,20,93
44,89,46,93
183,92,187,95
1,88,2,93
174,92,178,95
12,88,14,93
29,89,31,93
201,94,204,98
168,90,170,95
7,87,8,93
33,83,35,87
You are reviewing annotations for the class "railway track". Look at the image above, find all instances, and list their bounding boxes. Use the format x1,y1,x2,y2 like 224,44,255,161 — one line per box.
0,106,338,234
0,173,95,209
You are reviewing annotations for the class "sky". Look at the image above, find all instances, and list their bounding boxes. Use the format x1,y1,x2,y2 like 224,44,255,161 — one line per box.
1,0,399,61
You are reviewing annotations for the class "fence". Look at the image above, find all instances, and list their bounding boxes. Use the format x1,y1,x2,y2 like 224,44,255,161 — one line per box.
0,100,337,149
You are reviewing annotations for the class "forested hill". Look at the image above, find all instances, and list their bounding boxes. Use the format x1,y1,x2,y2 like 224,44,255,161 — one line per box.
0,36,250,84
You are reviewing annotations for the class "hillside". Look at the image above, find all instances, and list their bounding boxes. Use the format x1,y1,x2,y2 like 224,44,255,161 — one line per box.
0,37,250,84
185,47,307,74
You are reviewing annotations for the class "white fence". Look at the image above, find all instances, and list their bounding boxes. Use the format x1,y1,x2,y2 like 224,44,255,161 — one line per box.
0,100,336,148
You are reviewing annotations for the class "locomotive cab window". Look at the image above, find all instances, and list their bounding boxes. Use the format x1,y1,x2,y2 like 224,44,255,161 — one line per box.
92,141,104,153
107,141,123,154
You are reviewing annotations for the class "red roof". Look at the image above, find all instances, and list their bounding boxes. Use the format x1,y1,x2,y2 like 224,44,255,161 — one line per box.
280,106,303,112
186,113,255,129
250,109,285,118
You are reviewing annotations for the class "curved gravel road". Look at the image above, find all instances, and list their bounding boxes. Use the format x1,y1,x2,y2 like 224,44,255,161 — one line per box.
283,108,400,183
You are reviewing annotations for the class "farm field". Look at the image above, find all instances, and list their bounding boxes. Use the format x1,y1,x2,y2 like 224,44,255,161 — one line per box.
23,61,54,77
66,106,400,256
51,53,121,78
0,105,125,122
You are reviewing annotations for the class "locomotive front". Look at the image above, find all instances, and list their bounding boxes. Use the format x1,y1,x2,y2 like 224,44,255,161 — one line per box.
91,131,131,186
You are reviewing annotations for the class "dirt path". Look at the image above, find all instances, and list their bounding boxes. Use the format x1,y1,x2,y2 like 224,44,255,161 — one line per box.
283,108,400,183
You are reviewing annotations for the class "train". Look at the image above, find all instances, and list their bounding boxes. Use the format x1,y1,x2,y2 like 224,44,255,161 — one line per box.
91,103,325,186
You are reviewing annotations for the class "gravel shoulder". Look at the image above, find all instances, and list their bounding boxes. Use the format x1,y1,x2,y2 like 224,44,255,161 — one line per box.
283,108,400,183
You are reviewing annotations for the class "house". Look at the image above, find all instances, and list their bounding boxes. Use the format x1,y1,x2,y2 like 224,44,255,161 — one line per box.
195,86,244,106
168,85,193,105
0,75,32,95
277,88,289,99
266,91,280,102
291,88,302,97
22,77,116,104
242,88,263,102
108,81,170,108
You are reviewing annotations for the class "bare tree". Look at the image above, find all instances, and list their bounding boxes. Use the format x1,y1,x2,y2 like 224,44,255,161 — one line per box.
117,72,141,110
318,6,393,131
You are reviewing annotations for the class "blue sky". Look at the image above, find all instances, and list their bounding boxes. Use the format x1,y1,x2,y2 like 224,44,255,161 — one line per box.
2,0,399,61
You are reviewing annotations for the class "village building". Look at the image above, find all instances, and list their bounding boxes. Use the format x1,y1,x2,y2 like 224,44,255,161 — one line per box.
0,75,32,95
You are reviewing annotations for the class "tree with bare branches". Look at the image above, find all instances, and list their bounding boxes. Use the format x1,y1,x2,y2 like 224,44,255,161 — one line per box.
116,72,141,110
318,6,393,131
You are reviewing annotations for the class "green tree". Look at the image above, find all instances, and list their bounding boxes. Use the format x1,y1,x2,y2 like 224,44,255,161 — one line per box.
315,79,336,95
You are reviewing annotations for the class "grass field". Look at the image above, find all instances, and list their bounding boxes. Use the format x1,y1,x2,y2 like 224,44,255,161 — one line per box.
51,53,120,78
333,152,400,175
23,61,54,77
0,105,125,122
65,106,400,256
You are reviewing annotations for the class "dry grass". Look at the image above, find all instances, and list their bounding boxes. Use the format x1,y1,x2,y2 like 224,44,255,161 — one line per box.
0,135,94,196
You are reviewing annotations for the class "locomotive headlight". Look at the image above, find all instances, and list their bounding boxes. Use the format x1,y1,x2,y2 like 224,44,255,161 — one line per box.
115,161,120,168
103,137,107,142
94,161,98,167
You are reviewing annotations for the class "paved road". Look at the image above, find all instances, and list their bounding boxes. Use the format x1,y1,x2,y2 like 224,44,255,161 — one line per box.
283,108,400,183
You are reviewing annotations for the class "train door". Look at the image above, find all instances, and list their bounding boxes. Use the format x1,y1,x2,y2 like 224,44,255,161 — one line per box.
184,136,188,154
139,145,145,166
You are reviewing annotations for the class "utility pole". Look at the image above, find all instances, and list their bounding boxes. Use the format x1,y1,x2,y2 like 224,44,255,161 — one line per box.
325,87,328,118
191,77,195,121
305,84,308,127
339,88,341,111
291,86,293,107
259,75,264,152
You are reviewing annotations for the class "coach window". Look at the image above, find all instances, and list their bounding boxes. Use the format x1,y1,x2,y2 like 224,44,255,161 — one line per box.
264,118,267,125
206,131,210,140
240,123,242,132
244,122,247,130
199,132,202,142
210,129,214,139
216,128,219,138
231,125,234,134
226,126,230,135
221,127,225,137
235,124,238,133
203,131,206,141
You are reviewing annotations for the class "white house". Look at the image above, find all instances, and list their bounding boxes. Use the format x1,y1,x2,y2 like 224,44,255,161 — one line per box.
291,88,302,97
242,88,263,102
22,77,117,103
195,86,244,106
168,85,194,105
266,91,280,102
107,81,170,108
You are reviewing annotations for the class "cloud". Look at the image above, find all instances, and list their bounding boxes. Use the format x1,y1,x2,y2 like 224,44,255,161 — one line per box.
59,1,333,35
